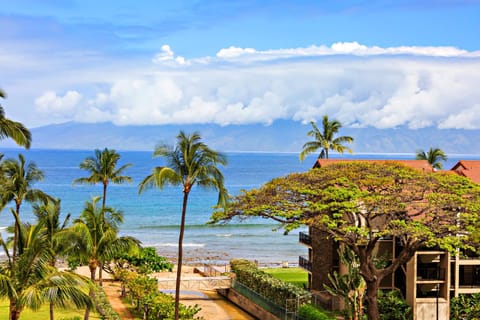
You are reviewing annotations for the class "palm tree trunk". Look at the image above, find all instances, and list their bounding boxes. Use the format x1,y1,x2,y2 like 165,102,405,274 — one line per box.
50,302,55,320
99,182,107,286
174,190,189,320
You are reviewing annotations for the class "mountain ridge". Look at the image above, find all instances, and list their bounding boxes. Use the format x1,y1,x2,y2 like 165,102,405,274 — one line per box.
1,121,478,155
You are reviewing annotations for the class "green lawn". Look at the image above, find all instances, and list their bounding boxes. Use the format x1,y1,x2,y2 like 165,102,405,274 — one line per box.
263,267,308,288
0,299,101,320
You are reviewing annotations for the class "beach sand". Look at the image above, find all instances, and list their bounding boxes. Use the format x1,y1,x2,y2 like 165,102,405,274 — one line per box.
74,265,254,320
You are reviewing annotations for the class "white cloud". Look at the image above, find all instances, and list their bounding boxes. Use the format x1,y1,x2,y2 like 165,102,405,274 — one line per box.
24,42,480,130
215,42,480,62
35,90,82,114
152,45,188,65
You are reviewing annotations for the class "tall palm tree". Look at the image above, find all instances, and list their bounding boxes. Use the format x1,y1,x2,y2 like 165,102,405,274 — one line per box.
415,147,448,170
73,148,132,210
0,154,51,259
73,148,132,284
138,131,228,320
299,115,354,161
69,197,139,320
0,220,92,320
0,89,32,149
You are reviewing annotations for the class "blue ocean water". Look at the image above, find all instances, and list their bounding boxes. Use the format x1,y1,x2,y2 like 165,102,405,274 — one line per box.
0,149,477,264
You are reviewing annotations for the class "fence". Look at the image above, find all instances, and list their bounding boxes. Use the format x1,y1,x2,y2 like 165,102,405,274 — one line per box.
232,279,313,320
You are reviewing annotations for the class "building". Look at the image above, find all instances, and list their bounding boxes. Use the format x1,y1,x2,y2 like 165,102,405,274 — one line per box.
298,159,480,320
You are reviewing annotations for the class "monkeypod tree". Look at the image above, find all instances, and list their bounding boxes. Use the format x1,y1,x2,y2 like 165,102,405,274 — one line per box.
211,162,480,320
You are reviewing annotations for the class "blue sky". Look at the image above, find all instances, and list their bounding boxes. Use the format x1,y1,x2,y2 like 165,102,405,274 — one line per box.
1,0,480,129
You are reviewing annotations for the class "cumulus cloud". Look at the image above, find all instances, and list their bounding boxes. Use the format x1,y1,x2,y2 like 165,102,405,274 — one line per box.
31,42,480,130
35,90,82,114
152,45,188,65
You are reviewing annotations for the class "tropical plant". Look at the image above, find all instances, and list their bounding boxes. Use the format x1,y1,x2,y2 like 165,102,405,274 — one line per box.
68,197,139,319
0,154,51,259
32,198,71,266
73,148,132,210
415,147,447,170
73,148,132,284
0,89,32,149
299,115,353,161
324,246,365,320
138,131,228,320
32,198,74,318
0,220,92,320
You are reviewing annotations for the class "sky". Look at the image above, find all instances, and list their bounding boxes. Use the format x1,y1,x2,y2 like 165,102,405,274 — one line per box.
1,0,480,130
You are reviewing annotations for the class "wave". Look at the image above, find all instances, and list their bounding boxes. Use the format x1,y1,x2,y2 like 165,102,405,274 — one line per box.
153,243,205,248
137,223,281,230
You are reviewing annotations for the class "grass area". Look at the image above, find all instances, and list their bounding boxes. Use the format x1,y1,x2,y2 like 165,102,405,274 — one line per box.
263,267,309,288
0,299,101,320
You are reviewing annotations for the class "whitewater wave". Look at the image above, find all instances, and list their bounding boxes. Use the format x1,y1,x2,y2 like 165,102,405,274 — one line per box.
154,243,206,248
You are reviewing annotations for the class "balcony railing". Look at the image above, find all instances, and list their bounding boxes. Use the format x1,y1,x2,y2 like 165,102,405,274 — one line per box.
299,232,312,246
299,256,312,272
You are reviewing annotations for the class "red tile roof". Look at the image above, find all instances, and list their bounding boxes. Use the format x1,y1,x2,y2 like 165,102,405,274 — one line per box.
450,160,480,183
313,159,435,172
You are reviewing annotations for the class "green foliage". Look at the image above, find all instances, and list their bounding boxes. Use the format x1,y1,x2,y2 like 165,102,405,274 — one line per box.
93,285,120,320
116,247,173,274
450,293,480,319
231,259,311,307
214,162,480,320
125,272,202,319
377,290,411,320
324,246,365,320
298,304,335,320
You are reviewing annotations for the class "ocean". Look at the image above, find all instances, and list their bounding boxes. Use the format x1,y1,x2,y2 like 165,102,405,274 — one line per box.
0,149,477,265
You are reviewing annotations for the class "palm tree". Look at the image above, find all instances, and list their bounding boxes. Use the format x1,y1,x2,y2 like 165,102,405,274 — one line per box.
73,148,132,284
73,148,132,210
33,198,73,318
415,147,448,170
0,89,32,149
138,131,228,320
69,197,139,320
0,220,92,320
299,115,354,161
0,154,51,259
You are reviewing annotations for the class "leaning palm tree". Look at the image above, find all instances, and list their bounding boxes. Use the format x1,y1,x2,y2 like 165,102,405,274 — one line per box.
73,148,132,210
299,115,354,161
0,154,51,259
0,220,92,320
138,131,228,320
0,89,32,149
415,147,448,170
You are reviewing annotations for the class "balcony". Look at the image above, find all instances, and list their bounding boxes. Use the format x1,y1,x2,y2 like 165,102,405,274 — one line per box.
299,256,312,272
299,231,312,246
416,266,446,282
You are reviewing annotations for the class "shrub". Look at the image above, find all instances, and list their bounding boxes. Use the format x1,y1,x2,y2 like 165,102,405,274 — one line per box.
230,259,311,307
298,304,335,320
450,293,480,319
378,290,411,320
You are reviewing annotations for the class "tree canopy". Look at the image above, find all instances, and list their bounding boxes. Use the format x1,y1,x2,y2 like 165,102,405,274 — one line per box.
211,161,480,319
